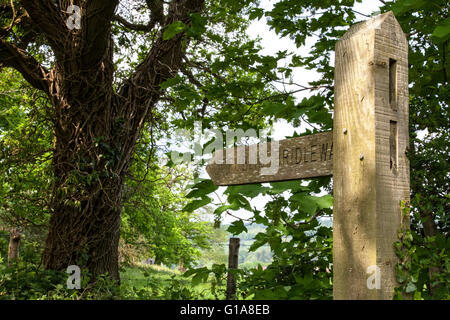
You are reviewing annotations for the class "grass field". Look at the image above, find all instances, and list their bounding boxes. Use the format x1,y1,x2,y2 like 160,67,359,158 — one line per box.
119,264,220,300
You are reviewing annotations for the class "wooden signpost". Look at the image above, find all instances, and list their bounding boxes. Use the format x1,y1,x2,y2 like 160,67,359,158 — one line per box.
206,12,410,300
206,131,333,186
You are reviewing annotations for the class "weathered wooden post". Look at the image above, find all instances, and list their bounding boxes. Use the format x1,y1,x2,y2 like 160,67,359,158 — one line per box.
333,12,410,299
206,12,410,300
226,237,240,300
8,228,21,264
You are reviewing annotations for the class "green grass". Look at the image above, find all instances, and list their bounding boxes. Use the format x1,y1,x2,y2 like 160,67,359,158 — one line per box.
119,263,218,300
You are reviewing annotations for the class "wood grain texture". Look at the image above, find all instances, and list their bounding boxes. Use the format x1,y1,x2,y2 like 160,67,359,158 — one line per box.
226,237,240,300
333,11,410,300
8,229,21,263
206,131,333,186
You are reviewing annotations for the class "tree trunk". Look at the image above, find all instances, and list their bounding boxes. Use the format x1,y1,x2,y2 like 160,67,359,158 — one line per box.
39,32,128,279
0,0,205,283
42,91,137,281
43,180,124,281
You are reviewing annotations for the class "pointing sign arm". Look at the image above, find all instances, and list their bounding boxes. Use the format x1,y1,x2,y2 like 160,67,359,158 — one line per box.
206,131,333,186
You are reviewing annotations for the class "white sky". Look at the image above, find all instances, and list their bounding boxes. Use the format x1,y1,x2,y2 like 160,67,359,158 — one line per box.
248,0,384,140
205,0,384,224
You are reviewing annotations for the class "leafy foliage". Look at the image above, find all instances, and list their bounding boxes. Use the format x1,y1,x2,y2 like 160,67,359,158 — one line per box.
0,0,448,300
182,0,448,300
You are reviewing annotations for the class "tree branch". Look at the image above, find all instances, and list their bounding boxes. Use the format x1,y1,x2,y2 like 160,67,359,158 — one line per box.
19,0,67,54
0,39,49,93
180,63,204,88
115,0,205,173
114,0,165,32
183,56,227,82
282,210,324,230
351,9,371,18
80,0,120,67
443,41,448,84
117,0,205,112
113,14,157,32
147,0,165,25
1,10,39,49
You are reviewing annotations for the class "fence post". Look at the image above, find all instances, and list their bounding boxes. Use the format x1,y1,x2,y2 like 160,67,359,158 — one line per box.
8,228,21,264
226,237,240,300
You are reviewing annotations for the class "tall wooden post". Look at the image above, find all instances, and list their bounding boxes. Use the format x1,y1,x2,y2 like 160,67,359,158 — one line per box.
333,12,410,299
8,228,21,264
226,237,240,300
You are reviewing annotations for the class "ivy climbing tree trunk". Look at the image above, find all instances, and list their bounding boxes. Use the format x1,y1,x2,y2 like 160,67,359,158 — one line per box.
1,0,205,281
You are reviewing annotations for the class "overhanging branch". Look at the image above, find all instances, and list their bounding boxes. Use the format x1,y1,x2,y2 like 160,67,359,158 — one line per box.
20,0,67,54
113,0,165,32
0,39,49,93
114,0,205,173
120,0,205,96
80,0,120,67
113,14,157,32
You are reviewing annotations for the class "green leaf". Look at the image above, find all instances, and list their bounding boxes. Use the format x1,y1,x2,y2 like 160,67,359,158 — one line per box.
187,13,208,37
261,101,284,116
405,282,417,293
249,8,265,21
431,18,450,42
214,205,230,215
314,195,333,209
183,268,198,278
186,180,218,198
413,291,422,300
183,197,211,212
163,21,187,40
290,194,318,215
391,0,427,15
213,198,243,214
184,267,210,286
225,184,268,198
211,263,227,276
227,220,248,235
269,181,309,194
435,233,446,249
160,76,183,89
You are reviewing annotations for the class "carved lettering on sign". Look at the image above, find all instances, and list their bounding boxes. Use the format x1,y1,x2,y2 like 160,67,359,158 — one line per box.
280,142,333,166
206,131,333,185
